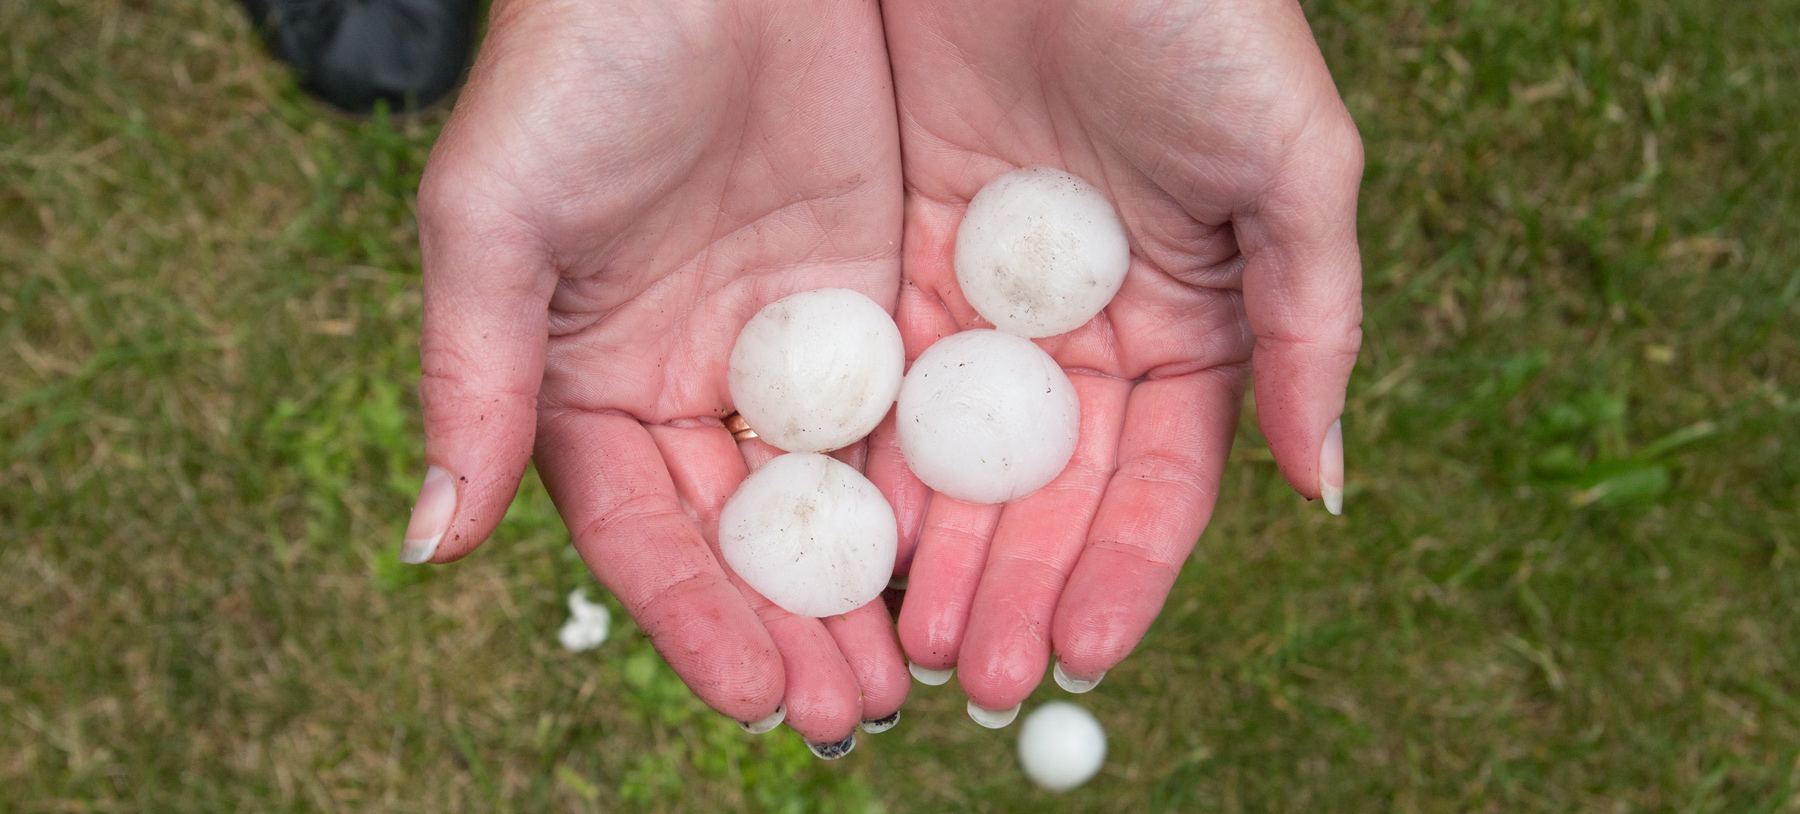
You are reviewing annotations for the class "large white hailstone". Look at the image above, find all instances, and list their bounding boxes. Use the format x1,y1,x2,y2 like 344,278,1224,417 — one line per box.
896,330,1079,504
728,288,905,453
955,167,1131,338
1018,702,1107,793
718,453,898,618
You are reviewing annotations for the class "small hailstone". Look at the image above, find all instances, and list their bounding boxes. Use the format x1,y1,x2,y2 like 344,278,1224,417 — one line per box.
728,288,905,453
896,330,1079,504
557,589,611,652
1018,702,1107,792
955,167,1130,338
718,453,898,618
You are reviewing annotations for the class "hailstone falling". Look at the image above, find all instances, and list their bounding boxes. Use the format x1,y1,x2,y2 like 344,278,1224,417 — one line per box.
1018,701,1108,792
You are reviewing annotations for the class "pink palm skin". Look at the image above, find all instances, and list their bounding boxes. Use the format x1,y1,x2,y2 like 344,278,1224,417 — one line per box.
410,0,909,743
873,0,1365,711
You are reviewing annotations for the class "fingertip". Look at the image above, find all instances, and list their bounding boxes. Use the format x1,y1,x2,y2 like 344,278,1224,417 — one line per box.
953,560,1063,712
1051,547,1176,680
823,603,911,722
413,355,541,564
955,655,1044,713
895,498,1001,672
638,573,787,722
752,613,862,744
897,605,960,673
413,378,537,562
1249,338,1358,502
779,671,863,745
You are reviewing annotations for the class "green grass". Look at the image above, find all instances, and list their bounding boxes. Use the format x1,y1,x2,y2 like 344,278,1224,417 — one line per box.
2,0,1797,810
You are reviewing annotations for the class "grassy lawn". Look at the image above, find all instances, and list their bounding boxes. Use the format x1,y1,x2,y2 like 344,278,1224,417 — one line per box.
3,0,1797,810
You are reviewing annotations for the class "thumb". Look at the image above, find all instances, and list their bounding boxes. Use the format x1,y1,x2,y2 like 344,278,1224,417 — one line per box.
1235,107,1364,515
400,165,555,564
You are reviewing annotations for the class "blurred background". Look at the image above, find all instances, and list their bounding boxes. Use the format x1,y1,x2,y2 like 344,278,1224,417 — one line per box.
3,0,1797,810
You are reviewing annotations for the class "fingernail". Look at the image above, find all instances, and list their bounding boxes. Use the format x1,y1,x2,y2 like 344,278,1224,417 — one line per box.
859,711,900,734
967,699,1020,729
806,732,856,760
1319,419,1343,516
1052,661,1105,694
908,661,954,686
736,703,785,735
401,466,456,564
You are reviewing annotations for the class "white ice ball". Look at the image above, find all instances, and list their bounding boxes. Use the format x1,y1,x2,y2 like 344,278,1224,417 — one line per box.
718,453,898,618
1018,702,1107,793
955,167,1130,338
728,288,904,453
896,330,1079,504
556,589,611,652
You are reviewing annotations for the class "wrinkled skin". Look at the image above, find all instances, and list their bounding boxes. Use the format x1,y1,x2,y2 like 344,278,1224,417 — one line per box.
409,0,1363,739
868,0,1364,711
411,0,908,744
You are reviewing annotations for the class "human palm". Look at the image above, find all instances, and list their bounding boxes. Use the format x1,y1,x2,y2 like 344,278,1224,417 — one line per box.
407,0,907,745
870,0,1365,712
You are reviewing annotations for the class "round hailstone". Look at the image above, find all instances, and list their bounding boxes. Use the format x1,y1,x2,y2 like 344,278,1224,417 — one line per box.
728,288,904,453
955,167,1130,339
896,330,1079,504
718,453,898,618
1018,702,1107,793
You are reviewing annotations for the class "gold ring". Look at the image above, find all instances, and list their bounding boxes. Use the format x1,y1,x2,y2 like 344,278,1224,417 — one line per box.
723,412,758,442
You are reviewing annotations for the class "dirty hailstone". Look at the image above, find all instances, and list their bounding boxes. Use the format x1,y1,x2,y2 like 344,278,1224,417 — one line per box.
1018,702,1108,793
955,167,1130,339
727,288,905,453
896,329,1079,504
718,453,899,618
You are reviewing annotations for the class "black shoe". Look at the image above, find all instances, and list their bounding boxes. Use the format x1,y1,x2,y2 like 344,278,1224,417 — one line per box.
240,0,478,114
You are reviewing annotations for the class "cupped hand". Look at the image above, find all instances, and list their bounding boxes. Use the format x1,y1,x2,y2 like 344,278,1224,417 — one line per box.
868,0,1364,714
405,0,907,747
